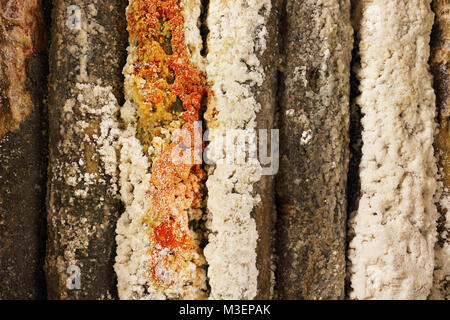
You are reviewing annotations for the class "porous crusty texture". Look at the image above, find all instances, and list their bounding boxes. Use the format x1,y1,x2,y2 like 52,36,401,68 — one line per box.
0,0,43,138
182,0,205,70
46,0,127,299
430,0,450,300
115,119,155,299
349,0,438,300
0,0,47,299
115,0,208,300
203,0,271,300
275,0,352,299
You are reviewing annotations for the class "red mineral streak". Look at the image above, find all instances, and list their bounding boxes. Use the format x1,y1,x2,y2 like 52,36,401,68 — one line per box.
127,0,209,289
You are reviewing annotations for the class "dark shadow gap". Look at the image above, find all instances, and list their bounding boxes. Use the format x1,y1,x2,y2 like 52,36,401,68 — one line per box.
272,0,287,300
345,2,363,300
199,0,209,58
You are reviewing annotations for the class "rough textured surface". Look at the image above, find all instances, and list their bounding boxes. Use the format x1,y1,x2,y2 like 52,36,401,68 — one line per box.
0,111,47,300
430,0,450,300
45,0,127,299
115,0,208,300
0,0,44,138
349,0,438,300
0,0,47,299
252,0,280,300
275,0,352,300
203,0,271,300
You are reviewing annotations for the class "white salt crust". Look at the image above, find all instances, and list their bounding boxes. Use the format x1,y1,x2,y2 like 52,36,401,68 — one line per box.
349,0,439,299
114,0,207,300
58,83,120,201
203,0,270,300
181,0,205,70
53,83,120,274
114,117,156,299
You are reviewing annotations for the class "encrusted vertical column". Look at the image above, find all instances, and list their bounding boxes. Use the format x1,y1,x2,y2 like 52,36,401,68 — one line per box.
203,0,273,300
0,0,47,299
252,0,281,300
114,0,209,300
45,0,127,299
349,0,438,300
275,0,352,299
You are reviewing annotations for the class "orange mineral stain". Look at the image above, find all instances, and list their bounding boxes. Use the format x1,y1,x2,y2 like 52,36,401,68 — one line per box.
126,0,208,292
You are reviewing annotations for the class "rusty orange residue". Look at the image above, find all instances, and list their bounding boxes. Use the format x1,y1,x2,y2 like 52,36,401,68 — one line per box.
154,219,191,250
126,0,208,291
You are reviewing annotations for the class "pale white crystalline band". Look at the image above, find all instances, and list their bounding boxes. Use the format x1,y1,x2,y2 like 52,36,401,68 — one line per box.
182,0,205,70
203,0,271,300
349,0,439,299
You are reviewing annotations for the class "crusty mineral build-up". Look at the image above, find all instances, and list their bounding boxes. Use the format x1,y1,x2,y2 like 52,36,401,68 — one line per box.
115,0,278,300
349,0,439,300
0,0,46,300
203,0,274,300
1,0,449,302
430,0,450,300
275,0,353,299
115,0,209,299
45,0,127,299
